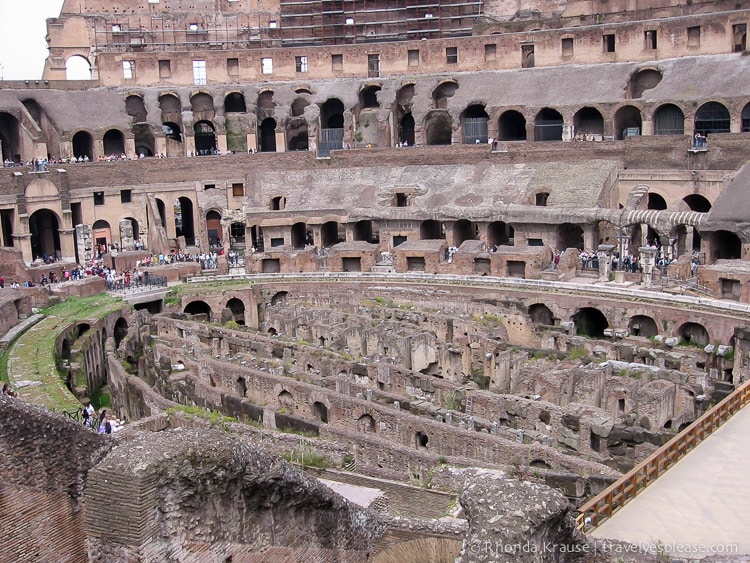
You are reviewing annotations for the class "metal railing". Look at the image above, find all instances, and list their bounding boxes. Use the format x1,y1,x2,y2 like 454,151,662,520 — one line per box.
576,377,750,531
105,274,168,293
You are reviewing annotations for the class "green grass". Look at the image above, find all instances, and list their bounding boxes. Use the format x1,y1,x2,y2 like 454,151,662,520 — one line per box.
282,448,330,469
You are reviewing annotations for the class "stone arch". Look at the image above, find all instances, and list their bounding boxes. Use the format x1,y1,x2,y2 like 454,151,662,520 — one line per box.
683,194,711,213
534,108,563,141
113,317,128,349
647,192,667,210
653,104,685,135
742,102,750,132
103,129,126,156
72,130,94,160
224,92,246,113
287,118,308,151
424,111,452,145
206,210,222,246
573,107,604,136
359,84,381,109
174,197,195,245
125,94,148,123
694,101,730,135
0,112,21,163
415,431,429,449
133,124,155,157
92,219,112,250
258,90,275,113
159,93,183,129
321,221,340,247
291,97,310,117
259,118,277,152
395,83,416,146
155,198,167,229
29,208,61,261
432,80,458,109
529,303,554,327
678,322,710,347
497,109,526,141
627,67,663,99
122,217,140,243
226,297,245,325
628,315,658,338
319,98,345,155
357,414,376,433
184,300,212,320
572,307,609,338
614,105,642,140
190,91,215,120
453,219,477,247
487,221,513,247
194,121,216,155
708,230,741,262
278,389,294,407
420,219,444,240
460,104,489,144
271,291,288,306
556,223,583,250
312,401,329,423
65,55,91,80
162,122,182,143
292,222,309,249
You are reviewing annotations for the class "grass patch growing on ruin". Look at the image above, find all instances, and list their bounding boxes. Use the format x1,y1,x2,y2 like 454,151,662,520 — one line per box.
282,448,330,470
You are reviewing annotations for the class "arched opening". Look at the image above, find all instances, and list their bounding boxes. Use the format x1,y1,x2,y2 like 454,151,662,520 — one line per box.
156,198,167,229
683,194,711,213
125,95,148,123
0,113,21,163
162,122,182,142
432,81,458,109
259,118,277,152
194,121,216,155
647,192,667,210
29,209,61,261
312,401,328,423
278,390,294,407
319,98,345,156
321,221,340,247
557,223,584,250
121,217,140,245
653,104,685,135
415,431,429,449
709,230,742,261
174,197,195,245
742,103,750,133
424,111,452,145
678,322,710,347
206,210,222,246
72,131,94,160
573,107,604,136
291,222,307,249
528,303,554,327
236,377,247,397
461,104,489,144
159,94,182,122
487,221,513,247
226,297,245,325
103,129,126,156
614,105,642,140
113,317,128,349
133,124,155,157
453,219,477,247
184,300,212,320
628,315,658,338
359,85,381,108
65,55,91,80
534,108,563,141
627,68,663,99
420,220,444,240
357,414,376,432
271,291,288,306
399,113,415,146
694,102,730,136
92,219,111,252
291,97,309,117
286,119,308,151
572,307,609,338
353,220,374,242
498,110,526,141
224,92,246,113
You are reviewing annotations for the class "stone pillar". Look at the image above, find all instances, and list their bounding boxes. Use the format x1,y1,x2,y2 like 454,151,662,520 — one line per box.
59,228,77,262
597,244,615,282
76,224,95,264
639,246,658,287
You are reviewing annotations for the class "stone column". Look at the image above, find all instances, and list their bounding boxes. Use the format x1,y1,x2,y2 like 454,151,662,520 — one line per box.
597,244,615,282
639,246,658,287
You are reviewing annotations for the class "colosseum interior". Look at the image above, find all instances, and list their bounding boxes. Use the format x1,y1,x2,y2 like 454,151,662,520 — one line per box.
2,0,750,561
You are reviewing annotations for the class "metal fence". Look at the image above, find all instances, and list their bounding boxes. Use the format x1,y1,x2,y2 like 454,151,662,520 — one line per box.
105,273,168,293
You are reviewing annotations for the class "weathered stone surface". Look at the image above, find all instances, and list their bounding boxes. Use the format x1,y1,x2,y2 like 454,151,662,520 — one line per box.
457,469,588,562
